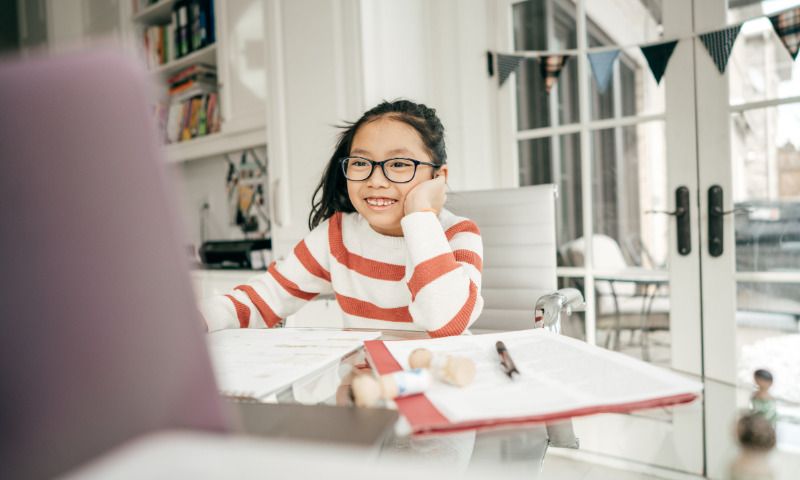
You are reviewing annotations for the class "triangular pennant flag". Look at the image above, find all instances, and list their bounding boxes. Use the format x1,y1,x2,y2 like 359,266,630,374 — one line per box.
538,55,571,94
588,49,620,93
769,7,800,60
497,54,525,87
699,25,742,74
640,40,678,84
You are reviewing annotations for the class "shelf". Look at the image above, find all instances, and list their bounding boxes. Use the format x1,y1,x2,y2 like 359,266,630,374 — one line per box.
164,127,266,164
152,44,217,79
132,0,177,25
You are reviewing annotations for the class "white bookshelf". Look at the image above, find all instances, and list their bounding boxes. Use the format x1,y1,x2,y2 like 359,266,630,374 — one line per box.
128,0,267,164
165,127,265,163
152,43,216,78
132,0,177,25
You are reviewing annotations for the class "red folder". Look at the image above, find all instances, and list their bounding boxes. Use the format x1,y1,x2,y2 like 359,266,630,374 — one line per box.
364,339,698,436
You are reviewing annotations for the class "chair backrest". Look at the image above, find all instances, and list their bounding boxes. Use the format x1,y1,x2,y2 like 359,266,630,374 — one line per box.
447,185,558,332
561,234,628,270
561,234,631,296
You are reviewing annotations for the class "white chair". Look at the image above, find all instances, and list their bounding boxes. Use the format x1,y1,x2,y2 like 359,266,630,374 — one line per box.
446,185,560,333
447,185,580,471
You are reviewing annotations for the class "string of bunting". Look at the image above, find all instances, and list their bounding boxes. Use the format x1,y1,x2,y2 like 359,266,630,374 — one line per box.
493,6,800,93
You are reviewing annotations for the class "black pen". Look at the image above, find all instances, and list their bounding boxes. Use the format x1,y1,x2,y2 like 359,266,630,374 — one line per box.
495,341,519,378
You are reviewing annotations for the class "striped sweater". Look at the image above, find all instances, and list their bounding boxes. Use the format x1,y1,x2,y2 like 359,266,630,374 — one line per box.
201,209,483,336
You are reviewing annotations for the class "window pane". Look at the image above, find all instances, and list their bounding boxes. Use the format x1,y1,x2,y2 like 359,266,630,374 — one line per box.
513,0,580,130
580,121,671,365
586,0,663,47
584,1,666,121
735,281,800,447
513,0,577,51
518,133,583,265
590,122,668,269
730,105,800,273
728,2,800,104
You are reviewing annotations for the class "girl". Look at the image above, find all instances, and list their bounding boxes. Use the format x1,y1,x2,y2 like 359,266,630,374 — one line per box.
201,100,483,337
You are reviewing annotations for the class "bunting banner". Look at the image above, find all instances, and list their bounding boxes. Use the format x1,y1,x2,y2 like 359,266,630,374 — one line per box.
640,40,678,84
497,54,525,87
491,6,799,90
588,49,620,93
769,7,800,60
539,55,571,94
699,25,742,74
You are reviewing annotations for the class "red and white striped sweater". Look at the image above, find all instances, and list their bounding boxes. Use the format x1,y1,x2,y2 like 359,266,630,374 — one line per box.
201,209,483,336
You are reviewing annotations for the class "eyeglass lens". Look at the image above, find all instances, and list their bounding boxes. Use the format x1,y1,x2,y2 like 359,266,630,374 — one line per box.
343,157,419,183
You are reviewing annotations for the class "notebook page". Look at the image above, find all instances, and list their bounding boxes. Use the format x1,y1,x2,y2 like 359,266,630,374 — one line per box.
207,328,381,400
383,329,702,423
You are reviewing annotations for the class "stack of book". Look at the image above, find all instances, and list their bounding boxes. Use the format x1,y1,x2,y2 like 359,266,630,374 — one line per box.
137,0,216,69
158,64,221,144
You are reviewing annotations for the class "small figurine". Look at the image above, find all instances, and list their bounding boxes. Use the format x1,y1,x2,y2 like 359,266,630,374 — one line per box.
350,369,433,408
751,369,777,426
408,348,476,387
729,411,776,480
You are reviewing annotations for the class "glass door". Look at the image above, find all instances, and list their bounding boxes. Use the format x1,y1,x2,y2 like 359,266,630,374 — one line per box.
495,0,704,474
497,0,800,476
699,1,800,477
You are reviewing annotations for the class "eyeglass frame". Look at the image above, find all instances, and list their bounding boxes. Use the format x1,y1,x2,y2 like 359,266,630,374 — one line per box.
339,156,441,184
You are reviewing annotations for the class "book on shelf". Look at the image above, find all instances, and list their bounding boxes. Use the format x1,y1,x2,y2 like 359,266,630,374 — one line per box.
138,1,216,69
163,91,220,144
157,62,219,144
173,0,215,59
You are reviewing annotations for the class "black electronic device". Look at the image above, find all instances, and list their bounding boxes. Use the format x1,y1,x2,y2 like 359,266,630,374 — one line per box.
199,239,271,269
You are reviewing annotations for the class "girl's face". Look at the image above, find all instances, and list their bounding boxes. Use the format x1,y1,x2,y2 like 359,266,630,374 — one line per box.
346,117,442,236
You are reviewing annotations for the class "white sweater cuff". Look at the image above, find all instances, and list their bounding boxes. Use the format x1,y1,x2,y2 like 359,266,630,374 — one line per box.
401,211,451,266
200,296,237,332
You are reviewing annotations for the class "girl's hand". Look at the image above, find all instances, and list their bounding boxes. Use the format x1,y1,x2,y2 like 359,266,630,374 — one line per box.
404,175,447,215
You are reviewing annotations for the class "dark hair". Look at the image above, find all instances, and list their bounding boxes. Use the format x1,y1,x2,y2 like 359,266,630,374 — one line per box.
308,99,447,230
736,412,776,450
754,369,773,382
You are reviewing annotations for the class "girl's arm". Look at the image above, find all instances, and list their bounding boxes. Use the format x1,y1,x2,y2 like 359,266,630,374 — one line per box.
200,220,333,331
401,212,484,337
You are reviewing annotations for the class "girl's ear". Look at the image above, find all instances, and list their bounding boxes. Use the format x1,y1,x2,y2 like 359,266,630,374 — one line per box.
436,165,449,181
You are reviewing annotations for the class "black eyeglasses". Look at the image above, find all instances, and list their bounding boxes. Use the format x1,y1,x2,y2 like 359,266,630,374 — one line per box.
340,156,439,184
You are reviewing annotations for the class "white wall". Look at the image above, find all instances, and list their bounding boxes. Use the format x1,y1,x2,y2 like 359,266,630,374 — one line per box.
359,0,499,192
264,0,365,258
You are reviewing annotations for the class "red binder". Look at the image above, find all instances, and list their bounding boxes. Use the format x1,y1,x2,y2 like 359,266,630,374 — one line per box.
364,339,699,436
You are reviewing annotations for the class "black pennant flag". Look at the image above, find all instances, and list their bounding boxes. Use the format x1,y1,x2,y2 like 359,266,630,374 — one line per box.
640,40,678,84
769,7,800,60
497,54,525,87
699,25,742,74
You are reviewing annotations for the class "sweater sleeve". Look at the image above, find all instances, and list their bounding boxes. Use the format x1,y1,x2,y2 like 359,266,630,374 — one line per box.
200,219,333,332
401,211,484,337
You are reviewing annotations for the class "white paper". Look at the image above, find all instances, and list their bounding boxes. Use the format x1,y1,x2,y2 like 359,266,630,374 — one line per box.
207,328,381,400
382,329,703,423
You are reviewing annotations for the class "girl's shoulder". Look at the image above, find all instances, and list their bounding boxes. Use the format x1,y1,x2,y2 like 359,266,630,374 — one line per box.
439,208,481,238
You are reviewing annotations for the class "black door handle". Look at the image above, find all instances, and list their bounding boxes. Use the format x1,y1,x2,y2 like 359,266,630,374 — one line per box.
708,185,725,257
645,186,691,256
708,185,751,257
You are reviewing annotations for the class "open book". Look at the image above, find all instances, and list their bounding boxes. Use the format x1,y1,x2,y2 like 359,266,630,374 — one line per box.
207,328,381,401
365,329,702,435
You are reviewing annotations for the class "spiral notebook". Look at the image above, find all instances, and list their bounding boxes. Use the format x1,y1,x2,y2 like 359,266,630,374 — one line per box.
207,328,381,401
364,329,702,435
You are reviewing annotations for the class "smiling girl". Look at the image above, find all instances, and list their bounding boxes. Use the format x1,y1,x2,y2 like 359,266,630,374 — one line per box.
201,100,483,337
